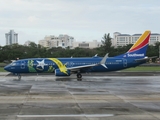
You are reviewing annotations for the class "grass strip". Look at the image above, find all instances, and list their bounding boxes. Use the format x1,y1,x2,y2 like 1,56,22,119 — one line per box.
122,66,160,72
0,67,6,72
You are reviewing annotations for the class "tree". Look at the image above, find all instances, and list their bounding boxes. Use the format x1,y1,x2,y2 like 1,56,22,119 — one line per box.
101,33,112,54
29,42,38,48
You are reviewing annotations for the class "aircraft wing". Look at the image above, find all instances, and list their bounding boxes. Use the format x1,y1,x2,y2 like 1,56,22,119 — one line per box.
67,63,99,71
66,53,109,72
135,56,157,62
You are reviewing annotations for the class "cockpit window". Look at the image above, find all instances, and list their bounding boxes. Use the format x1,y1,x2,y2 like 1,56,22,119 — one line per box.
11,62,16,66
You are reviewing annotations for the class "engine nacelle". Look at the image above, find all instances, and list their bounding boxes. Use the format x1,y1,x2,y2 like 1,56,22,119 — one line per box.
55,69,70,76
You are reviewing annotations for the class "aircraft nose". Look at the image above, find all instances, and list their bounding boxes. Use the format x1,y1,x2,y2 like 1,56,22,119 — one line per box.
4,65,11,72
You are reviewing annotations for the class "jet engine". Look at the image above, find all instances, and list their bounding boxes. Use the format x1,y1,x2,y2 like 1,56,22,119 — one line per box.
55,69,70,76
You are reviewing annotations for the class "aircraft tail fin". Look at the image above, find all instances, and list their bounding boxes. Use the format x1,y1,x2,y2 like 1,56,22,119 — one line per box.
116,30,151,58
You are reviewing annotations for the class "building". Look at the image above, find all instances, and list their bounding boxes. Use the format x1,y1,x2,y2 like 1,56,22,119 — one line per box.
24,40,34,46
5,30,18,45
73,40,102,49
39,34,74,48
113,32,160,47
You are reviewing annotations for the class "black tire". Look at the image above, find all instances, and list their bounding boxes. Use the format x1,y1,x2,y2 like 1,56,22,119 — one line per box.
77,73,82,78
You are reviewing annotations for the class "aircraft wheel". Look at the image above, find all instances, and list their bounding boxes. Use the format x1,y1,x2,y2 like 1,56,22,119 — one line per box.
18,75,21,80
77,73,82,78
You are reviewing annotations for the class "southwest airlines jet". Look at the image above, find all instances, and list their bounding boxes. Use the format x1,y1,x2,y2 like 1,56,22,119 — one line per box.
4,31,153,80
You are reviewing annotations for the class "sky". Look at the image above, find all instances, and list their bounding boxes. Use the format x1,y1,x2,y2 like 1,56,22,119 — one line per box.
0,0,160,46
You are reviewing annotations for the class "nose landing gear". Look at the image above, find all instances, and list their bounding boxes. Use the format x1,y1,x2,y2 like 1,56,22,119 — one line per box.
14,73,22,80
17,74,21,80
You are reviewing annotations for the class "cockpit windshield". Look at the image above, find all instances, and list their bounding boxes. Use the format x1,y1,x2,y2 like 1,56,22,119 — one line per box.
10,62,16,66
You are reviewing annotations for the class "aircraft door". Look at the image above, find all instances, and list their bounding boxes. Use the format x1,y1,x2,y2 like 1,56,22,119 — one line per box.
123,59,127,67
21,61,25,69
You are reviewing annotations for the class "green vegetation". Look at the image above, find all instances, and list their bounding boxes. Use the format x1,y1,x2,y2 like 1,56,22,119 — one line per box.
0,33,159,73
0,67,6,72
0,34,159,62
122,66,160,72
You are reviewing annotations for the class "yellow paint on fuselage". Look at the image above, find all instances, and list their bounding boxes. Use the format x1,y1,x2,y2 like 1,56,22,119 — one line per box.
48,58,68,75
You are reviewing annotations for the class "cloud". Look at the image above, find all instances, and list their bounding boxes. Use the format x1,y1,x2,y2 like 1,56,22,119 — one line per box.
27,16,39,23
0,0,160,46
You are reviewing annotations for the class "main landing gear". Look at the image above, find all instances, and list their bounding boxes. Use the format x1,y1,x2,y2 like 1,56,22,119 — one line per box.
77,73,82,78
77,72,82,81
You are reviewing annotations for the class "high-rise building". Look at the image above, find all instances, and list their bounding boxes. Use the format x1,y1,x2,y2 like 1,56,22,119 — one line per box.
39,34,74,48
113,32,160,47
5,30,18,45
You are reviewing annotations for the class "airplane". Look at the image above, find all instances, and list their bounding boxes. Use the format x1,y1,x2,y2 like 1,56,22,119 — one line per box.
4,30,155,80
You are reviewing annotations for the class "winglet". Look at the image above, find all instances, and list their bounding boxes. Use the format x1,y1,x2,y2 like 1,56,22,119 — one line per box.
100,53,108,69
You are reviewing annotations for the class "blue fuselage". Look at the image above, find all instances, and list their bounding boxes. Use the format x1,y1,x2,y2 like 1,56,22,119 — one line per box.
4,57,144,74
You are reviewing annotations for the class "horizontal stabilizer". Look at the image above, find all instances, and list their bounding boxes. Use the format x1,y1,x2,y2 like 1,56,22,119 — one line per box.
135,56,157,62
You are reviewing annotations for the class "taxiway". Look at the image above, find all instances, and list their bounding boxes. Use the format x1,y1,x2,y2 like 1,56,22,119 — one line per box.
0,72,160,120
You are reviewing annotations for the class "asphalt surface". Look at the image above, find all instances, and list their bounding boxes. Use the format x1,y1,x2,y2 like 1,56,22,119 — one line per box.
0,72,160,120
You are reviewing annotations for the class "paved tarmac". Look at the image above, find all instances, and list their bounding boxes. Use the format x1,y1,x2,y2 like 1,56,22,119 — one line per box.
0,72,160,120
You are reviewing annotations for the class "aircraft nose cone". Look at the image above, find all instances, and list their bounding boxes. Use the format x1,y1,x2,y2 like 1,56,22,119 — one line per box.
4,65,10,72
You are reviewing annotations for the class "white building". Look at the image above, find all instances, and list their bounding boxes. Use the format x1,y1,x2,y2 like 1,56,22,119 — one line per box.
5,30,18,45
113,32,160,47
24,40,33,46
39,34,74,48
73,40,102,49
